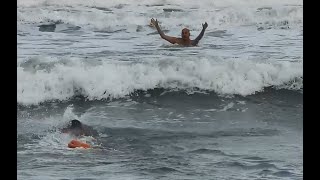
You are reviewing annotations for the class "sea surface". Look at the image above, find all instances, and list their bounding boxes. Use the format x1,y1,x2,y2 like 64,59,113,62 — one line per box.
17,0,303,179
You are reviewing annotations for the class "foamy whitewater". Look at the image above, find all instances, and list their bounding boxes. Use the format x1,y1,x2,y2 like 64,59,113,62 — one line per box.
17,0,303,179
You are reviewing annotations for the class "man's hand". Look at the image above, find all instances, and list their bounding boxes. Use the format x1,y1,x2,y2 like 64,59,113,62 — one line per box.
151,18,159,27
202,22,208,29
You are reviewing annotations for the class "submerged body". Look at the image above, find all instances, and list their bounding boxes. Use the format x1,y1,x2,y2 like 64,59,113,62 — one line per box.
61,120,97,148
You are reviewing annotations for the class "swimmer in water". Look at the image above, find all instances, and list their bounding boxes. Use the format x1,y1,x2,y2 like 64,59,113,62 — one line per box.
61,119,98,137
150,18,208,46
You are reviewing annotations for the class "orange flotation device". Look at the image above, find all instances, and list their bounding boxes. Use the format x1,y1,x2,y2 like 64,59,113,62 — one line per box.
68,139,91,149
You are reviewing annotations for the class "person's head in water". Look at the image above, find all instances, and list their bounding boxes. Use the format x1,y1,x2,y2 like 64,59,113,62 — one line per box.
69,119,82,129
61,119,83,134
61,119,98,137
181,28,190,40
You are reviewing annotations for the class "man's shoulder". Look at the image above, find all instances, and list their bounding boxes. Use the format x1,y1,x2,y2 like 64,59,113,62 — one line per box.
82,125,99,136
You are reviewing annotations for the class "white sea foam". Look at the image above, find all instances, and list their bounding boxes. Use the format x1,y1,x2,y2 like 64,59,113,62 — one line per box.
17,0,302,32
17,57,302,105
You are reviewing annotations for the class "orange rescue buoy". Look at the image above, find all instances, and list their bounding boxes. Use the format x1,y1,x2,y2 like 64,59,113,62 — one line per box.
68,139,91,149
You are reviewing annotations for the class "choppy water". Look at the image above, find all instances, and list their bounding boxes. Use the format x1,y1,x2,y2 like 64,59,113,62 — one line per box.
17,0,303,179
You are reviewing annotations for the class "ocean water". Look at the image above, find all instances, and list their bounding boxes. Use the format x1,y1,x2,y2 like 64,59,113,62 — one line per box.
17,0,303,179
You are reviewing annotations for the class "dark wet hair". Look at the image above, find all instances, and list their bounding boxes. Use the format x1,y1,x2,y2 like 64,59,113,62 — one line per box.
69,119,82,129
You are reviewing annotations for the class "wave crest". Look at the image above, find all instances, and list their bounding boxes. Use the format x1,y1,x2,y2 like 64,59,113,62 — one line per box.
17,57,302,105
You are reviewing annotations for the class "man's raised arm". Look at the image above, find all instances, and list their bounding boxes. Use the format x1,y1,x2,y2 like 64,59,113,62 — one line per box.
151,18,177,44
192,22,208,45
